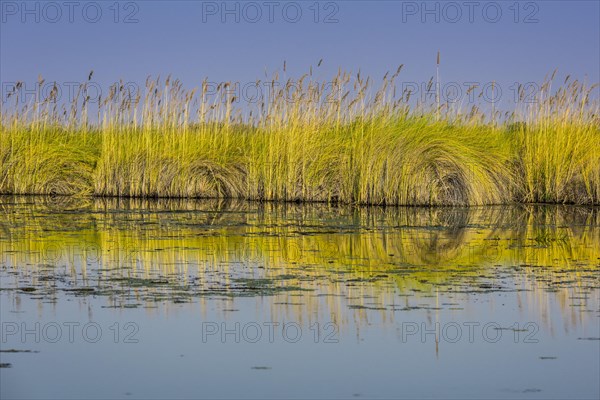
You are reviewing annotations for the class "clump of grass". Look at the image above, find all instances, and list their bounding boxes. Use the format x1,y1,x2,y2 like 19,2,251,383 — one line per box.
1,66,598,205
513,74,600,204
0,124,97,196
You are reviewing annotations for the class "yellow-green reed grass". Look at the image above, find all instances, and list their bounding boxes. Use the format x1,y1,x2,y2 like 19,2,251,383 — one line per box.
1,67,598,205
514,74,600,204
0,78,98,196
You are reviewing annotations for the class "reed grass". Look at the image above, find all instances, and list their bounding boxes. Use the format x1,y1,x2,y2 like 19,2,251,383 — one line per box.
1,66,598,205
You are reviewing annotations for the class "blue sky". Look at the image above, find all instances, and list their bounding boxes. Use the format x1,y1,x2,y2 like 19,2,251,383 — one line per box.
1,0,598,110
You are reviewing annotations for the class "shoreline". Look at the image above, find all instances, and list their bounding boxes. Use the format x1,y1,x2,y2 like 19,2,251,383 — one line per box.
1,193,598,208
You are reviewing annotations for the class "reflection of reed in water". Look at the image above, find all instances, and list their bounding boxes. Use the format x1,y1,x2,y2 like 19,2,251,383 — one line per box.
0,197,598,331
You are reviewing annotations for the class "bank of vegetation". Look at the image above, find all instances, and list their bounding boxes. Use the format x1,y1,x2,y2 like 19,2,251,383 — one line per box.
1,67,598,205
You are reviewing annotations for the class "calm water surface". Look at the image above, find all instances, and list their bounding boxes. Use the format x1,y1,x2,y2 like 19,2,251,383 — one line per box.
1,197,599,399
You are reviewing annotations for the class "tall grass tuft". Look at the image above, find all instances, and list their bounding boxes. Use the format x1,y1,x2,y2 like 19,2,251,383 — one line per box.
513,75,600,204
1,66,598,205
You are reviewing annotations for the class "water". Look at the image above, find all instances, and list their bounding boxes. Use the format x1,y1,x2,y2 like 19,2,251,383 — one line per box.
1,197,599,399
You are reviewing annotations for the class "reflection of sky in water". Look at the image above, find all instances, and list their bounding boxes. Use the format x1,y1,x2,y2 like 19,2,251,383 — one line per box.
1,197,599,399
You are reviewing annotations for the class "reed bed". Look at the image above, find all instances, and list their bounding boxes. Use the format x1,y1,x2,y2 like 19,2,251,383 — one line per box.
1,66,598,205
